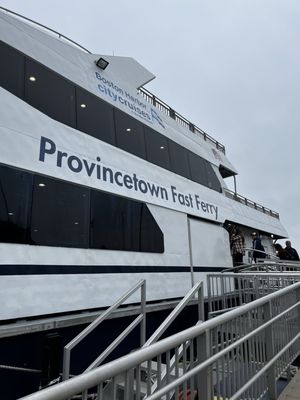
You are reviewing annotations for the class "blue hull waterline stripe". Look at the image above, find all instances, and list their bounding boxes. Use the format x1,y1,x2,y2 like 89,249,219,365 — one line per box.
0,265,224,275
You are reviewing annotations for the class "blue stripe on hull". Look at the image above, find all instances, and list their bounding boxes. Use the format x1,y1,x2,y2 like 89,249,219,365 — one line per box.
0,265,224,275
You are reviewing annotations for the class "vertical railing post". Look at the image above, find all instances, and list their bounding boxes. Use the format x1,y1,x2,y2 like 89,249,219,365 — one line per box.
264,301,277,399
196,330,212,400
295,286,300,349
62,348,71,381
207,275,212,319
140,280,146,346
197,283,205,322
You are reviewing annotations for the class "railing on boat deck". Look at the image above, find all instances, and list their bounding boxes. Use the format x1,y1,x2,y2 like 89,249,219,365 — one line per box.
139,87,226,154
0,7,92,54
20,282,300,400
224,188,280,219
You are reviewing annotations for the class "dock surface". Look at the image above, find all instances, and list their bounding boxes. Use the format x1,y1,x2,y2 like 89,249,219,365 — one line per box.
278,369,300,400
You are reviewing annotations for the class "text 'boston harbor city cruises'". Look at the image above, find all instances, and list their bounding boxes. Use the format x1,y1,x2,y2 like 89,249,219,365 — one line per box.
0,7,288,399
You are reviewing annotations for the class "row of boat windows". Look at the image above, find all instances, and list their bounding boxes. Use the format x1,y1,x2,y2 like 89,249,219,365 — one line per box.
0,164,164,252
0,40,221,192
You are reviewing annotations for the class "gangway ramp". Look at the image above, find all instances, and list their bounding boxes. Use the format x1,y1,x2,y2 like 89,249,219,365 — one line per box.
207,271,300,318
20,280,300,400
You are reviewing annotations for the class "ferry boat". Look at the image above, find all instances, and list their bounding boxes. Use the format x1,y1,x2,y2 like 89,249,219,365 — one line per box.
0,7,288,398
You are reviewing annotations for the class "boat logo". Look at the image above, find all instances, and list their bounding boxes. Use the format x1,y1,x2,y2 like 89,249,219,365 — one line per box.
150,108,165,129
95,72,165,129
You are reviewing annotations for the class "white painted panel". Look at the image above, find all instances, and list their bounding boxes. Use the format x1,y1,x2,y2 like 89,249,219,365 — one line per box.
190,219,232,268
0,272,195,320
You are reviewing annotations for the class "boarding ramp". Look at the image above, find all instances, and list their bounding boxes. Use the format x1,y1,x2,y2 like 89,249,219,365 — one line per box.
207,272,300,318
20,281,300,400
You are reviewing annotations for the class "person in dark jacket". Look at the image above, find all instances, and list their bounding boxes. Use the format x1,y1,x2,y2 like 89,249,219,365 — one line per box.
285,241,300,261
274,243,291,260
251,232,266,262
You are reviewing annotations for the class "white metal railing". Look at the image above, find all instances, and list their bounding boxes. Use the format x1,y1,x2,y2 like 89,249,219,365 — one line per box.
222,259,300,274
224,188,280,219
20,282,300,400
208,271,300,318
62,279,146,381
139,87,226,154
143,281,204,347
0,7,91,54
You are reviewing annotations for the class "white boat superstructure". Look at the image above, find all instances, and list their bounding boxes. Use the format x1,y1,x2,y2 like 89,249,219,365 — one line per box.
0,7,287,320
0,7,290,398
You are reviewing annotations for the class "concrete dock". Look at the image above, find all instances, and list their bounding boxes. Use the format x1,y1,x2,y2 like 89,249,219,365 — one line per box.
278,369,300,400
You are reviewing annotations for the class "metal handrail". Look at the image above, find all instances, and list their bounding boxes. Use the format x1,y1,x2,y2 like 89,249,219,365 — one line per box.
20,281,300,400
222,258,300,274
143,281,204,347
139,87,226,154
207,271,300,318
62,279,146,381
221,248,279,273
147,299,300,400
0,7,91,54
224,188,280,219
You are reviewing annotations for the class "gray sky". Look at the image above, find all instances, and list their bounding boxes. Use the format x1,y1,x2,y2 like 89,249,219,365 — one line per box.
1,0,300,250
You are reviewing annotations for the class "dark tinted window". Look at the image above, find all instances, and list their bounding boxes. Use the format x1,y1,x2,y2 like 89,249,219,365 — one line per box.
25,58,76,127
76,87,115,145
0,41,24,98
188,151,208,186
169,141,191,179
0,165,32,243
140,204,164,253
31,176,89,248
90,191,164,253
205,162,222,192
144,127,170,170
114,109,146,158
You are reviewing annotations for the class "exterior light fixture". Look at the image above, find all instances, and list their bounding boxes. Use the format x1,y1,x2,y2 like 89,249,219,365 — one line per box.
80,104,87,108
126,128,131,132
96,57,109,70
29,76,36,82
160,146,165,150
38,183,46,187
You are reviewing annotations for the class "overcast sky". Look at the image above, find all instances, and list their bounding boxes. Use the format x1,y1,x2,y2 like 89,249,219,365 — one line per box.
1,0,300,250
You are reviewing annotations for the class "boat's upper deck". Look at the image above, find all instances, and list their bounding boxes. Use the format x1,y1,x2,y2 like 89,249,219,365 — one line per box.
0,7,285,234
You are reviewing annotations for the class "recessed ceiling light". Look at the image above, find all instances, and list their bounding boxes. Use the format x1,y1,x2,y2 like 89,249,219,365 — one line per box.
8,212,14,216
160,146,165,150
80,104,87,108
29,76,36,82
126,128,131,132
74,222,79,225
38,183,46,187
